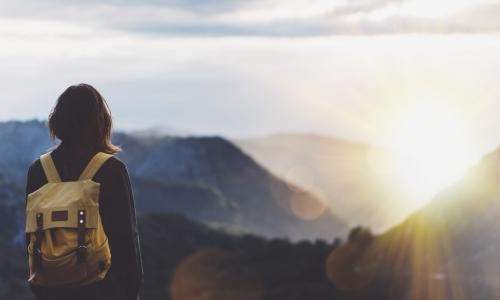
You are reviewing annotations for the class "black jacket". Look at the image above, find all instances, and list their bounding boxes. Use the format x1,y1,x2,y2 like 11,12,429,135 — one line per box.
25,144,143,300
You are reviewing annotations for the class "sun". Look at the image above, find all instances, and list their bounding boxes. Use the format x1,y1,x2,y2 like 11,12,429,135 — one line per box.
384,102,477,203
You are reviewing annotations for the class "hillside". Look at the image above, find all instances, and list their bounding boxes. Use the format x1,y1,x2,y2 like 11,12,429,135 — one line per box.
326,147,500,300
235,133,418,231
139,213,345,300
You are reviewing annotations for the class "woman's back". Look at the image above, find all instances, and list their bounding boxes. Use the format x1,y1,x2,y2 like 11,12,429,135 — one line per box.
25,84,143,300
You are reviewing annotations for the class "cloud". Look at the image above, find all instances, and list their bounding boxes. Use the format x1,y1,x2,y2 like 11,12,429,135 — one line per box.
115,0,253,14
0,0,257,17
1,0,500,37
324,0,403,19
448,2,500,32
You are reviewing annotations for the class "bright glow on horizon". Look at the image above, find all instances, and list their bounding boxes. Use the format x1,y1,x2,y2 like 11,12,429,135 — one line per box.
384,102,479,203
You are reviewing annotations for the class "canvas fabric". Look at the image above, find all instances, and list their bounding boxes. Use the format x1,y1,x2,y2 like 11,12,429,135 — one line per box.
26,152,112,288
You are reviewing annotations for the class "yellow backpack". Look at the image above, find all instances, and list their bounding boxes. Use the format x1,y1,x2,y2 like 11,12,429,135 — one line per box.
26,152,112,287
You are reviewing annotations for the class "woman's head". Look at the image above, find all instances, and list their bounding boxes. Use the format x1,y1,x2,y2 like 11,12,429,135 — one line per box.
49,83,121,154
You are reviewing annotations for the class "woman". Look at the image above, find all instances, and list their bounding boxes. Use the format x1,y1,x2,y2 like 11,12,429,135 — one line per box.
25,83,143,300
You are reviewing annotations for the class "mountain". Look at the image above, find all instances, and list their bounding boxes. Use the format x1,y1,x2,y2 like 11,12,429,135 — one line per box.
235,133,417,232
113,133,348,240
326,147,500,300
0,120,348,240
0,120,54,184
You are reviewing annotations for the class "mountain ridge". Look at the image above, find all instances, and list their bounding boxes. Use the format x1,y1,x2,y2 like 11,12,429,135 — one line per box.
0,119,348,240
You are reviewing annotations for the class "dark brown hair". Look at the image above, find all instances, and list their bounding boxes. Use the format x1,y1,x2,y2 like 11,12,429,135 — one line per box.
49,83,121,154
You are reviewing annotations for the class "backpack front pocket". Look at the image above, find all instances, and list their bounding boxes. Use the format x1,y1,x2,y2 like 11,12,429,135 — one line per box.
38,248,89,287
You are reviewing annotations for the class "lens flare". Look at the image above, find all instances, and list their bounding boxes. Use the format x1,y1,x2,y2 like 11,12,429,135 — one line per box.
290,188,328,221
170,249,263,300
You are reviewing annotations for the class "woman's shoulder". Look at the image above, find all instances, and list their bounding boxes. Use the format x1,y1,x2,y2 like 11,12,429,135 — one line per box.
28,150,55,175
99,155,130,176
26,158,47,194
104,155,127,168
27,158,43,176
94,155,132,188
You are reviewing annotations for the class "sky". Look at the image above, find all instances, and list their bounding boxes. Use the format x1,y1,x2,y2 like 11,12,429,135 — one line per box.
0,0,499,157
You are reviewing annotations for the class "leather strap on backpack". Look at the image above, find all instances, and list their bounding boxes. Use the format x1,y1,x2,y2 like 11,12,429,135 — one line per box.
76,209,87,264
33,212,44,272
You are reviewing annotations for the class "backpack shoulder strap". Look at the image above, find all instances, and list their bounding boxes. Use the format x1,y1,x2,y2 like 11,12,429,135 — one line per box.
79,152,113,181
40,152,62,183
